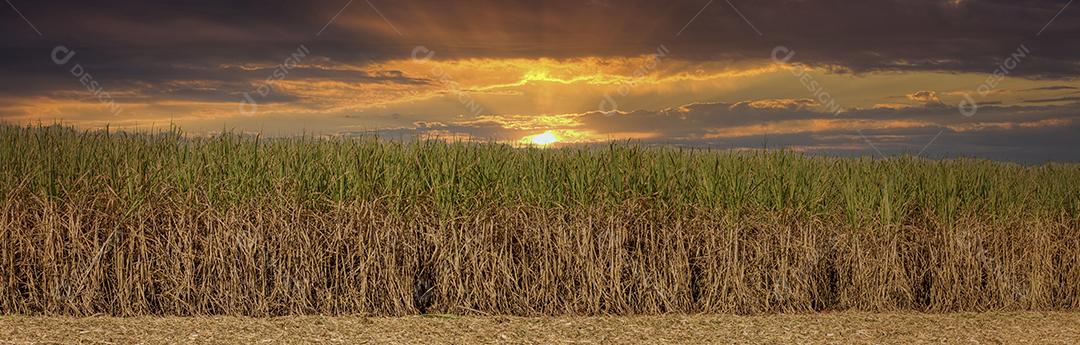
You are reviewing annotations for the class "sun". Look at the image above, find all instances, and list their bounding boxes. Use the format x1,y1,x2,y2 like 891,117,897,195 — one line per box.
527,131,559,146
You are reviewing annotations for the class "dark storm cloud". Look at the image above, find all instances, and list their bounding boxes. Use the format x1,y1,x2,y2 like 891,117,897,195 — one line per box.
729,123,1080,163
843,102,1080,124
1,0,421,101
570,100,1079,136
1022,96,1080,103
1020,85,1079,91
332,0,1080,77
570,100,826,140
4,0,1080,92
0,62,428,105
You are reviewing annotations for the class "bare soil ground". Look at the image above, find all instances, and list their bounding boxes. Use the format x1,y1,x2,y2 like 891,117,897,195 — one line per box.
1,312,1078,344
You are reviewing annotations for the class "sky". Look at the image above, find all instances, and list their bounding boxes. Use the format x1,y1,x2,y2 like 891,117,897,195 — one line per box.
2,0,1080,162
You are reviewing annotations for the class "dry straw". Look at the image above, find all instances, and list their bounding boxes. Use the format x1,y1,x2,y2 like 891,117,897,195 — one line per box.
1,125,1077,316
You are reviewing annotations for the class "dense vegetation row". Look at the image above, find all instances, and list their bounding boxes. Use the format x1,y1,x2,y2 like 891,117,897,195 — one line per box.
1,125,1078,315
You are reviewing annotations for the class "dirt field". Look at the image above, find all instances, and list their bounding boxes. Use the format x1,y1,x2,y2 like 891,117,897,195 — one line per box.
2,312,1078,344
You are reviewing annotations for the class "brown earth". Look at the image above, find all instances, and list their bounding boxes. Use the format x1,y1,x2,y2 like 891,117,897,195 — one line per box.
2,312,1078,344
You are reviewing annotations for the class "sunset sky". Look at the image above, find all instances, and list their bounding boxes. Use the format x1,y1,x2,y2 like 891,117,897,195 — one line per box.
3,0,1079,161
